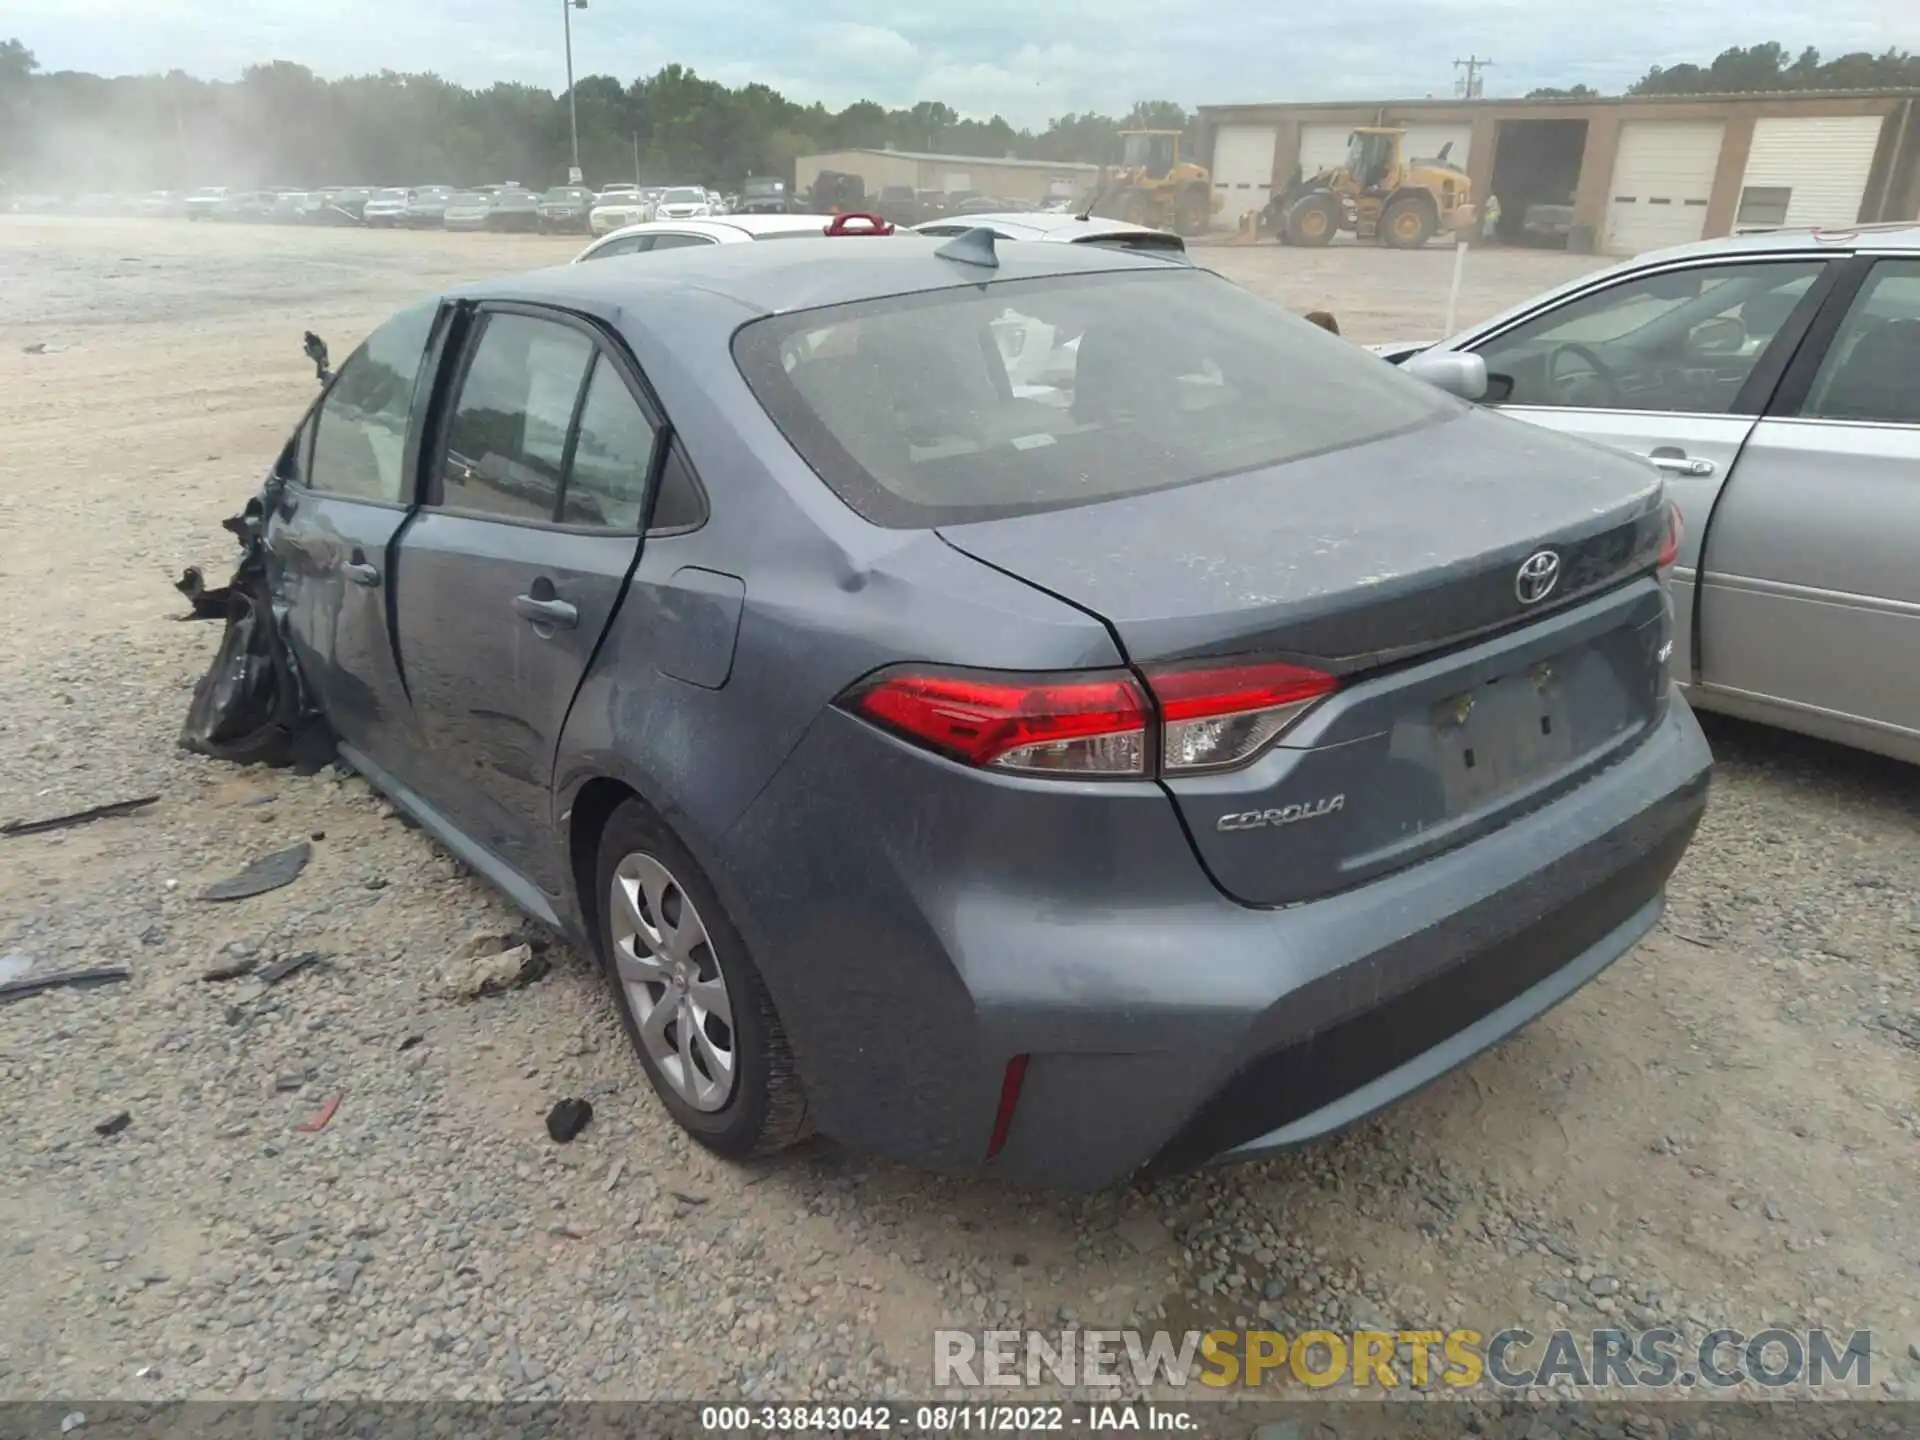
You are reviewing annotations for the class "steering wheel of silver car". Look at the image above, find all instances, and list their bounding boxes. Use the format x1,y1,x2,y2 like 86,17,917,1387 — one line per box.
609,851,737,1111
1544,341,1617,408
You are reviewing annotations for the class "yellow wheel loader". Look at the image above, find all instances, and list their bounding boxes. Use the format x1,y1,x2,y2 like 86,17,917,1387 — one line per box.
1085,130,1221,237
1263,127,1475,249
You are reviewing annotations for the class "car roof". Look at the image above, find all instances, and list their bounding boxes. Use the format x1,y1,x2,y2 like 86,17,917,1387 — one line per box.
1632,221,1920,263
582,214,847,251
910,211,1173,243
472,233,1194,318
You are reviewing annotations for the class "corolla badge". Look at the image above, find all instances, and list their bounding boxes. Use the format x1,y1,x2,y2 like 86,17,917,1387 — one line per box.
1515,549,1562,605
1216,795,1345,832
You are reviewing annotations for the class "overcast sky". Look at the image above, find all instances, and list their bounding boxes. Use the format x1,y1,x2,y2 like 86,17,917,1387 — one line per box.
11,0,1917,128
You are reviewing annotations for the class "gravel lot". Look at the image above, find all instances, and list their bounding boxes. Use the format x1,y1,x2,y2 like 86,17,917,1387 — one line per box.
1,217,1915,1407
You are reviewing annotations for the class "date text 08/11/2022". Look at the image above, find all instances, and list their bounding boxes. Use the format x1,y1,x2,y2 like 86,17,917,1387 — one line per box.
699,1403,1199,1432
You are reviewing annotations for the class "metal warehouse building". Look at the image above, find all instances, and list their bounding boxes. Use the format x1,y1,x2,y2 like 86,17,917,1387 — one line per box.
1197,91,1920,254
794,149,1100,206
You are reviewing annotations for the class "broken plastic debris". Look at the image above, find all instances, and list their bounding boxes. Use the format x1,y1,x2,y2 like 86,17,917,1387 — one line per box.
545,1098,593,1143
294,1094,341,1133
0,966,131,1007
94,1111,132,1138
2,795,158,838
197,842,311,901
257,950,324,985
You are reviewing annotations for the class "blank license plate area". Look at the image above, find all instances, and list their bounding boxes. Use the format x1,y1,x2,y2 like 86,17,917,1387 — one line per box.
1432,663,1578,814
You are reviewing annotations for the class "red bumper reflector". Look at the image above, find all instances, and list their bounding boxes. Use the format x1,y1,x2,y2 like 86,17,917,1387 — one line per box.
986,1054,1031,1159
1656,501,1684,571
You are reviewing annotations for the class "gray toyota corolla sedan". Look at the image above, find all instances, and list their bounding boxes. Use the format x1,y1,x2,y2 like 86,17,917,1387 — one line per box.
258,234,1711,1189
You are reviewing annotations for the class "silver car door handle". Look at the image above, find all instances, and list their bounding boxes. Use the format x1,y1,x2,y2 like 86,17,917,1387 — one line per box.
1646,454,1715,477
512,594,579,629
343,561,381,586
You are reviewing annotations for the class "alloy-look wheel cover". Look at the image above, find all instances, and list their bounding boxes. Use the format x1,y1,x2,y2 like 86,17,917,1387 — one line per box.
609,852,737,1112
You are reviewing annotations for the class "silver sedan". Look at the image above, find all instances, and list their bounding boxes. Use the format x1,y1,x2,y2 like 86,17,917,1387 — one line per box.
1375,223,1920,766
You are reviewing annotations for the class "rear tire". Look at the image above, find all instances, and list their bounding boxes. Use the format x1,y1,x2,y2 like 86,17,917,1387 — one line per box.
592,798,808,1160
1383,197,1436,249
1174,185,1211,236
1285,192,1339,247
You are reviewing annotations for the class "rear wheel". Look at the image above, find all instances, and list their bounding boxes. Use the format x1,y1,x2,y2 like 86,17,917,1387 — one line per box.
1120,188,1159,228
1383,197,1436,249
1174,185,1211,236
1285,192,1339,247
593,799,808,1159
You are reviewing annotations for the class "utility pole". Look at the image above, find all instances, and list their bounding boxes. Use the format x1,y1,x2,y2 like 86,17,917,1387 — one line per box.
1453,56,1493,99
632,132,641,186
563,0,587,185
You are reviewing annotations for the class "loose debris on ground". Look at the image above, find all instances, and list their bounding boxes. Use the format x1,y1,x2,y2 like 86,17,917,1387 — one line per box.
197,842,311,901
0,964,132,1006
2,794,158,838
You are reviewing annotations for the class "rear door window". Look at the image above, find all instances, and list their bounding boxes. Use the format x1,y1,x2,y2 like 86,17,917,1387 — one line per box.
1800,260,1920,424
307,301,438,502
437,313,595,521
647,233,717,250
560,358,660,529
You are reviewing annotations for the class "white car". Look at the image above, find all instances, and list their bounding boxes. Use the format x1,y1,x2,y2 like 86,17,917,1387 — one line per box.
653,186,713,221
590,189,653,235
571,213,859,261
910,210,1186,256
361,188,411,226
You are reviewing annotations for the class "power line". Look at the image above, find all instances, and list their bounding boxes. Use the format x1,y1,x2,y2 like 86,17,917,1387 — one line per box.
1453,56,1494,99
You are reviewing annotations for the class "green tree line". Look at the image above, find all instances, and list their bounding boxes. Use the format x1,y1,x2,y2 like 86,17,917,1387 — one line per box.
1528,42,1920,98
0,38,1190,192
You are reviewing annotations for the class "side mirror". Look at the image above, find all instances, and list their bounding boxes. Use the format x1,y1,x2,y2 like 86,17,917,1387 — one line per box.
302,331,331,384
1687,316,1746,356
1403,349,1490,402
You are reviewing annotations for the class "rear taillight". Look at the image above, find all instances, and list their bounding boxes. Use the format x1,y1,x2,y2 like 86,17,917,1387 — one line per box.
1656,501,1684,572
841,658,1338,779
1146,659,1339,774
843,668,1150,776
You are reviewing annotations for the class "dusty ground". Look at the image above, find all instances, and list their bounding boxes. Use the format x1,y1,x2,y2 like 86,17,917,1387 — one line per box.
0,217,1915,1408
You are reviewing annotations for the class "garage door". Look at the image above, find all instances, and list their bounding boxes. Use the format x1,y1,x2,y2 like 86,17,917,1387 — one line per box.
1736,115,1885,231
1298,124,1354,178
1210,124,1279,228
1400,124,1473,170
1603,122,1725,256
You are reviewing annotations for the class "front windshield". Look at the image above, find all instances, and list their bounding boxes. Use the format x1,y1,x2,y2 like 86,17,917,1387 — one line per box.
663,187,704,204
375,189,406,200
543,188,588,202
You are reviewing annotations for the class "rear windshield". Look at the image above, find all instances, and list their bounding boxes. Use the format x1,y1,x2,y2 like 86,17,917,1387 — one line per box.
733,268,1454,528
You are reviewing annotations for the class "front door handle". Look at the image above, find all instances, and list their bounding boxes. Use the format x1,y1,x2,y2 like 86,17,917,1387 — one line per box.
343,560,381,586
513,594,579,629
1645,451,1715,477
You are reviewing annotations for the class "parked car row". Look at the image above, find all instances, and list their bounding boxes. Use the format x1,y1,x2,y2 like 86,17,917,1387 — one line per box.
7,182,743,235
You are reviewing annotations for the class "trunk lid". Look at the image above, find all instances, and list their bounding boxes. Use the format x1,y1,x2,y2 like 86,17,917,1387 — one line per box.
937,409,1675,906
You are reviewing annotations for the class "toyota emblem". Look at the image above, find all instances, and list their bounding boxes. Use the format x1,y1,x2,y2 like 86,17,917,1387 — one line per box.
1515,550,1561,605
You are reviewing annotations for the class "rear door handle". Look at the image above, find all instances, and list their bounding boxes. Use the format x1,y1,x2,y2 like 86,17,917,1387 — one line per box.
1645,453,1715,477
343,560,381,586
512,594,578,629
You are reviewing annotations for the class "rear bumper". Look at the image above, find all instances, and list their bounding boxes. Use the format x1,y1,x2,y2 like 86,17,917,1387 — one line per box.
721,686,1711,1189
